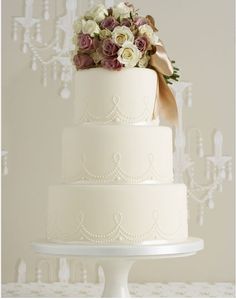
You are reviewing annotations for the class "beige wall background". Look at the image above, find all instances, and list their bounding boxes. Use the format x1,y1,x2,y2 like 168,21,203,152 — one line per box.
2,0,235,283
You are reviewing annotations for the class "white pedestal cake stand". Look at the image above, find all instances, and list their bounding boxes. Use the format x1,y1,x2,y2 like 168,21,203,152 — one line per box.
32,237,204,298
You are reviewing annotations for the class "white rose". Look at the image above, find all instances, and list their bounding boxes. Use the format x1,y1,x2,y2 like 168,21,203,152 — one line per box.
113,2,133,20
139,24,154,40
138,55,150,68
118,41,142,68
151,31,159,45
112,26,134,46
82,20,100,37
73,18,85,33
85,3,108,22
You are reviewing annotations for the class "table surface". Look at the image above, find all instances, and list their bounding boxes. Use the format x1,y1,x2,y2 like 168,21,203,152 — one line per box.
32,237,204,258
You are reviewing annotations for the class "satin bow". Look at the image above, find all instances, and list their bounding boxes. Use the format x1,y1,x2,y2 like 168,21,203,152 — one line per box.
146,15,178,125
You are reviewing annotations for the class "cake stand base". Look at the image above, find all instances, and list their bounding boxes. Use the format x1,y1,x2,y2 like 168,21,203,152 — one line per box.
32,237,204,298
100,259,134,297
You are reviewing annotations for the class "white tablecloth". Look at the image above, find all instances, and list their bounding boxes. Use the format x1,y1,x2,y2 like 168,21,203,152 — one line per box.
2,282,235,297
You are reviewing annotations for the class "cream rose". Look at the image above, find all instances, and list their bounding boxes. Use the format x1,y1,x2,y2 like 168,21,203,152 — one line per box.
82,20,100,37
85,3,108,22
117,41,141,68
139,24,154,40
138,55,150,68
91,50,103,64
112,26,134,46
113,2,134,20
139,24,160,45
100,28,112,40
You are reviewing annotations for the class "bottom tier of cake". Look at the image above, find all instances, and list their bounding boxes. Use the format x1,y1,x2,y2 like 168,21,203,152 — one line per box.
47,184,188,245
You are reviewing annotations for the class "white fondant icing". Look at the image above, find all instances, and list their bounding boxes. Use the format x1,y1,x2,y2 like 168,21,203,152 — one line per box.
46,68,189,245
74,68,158,124
62,125,173,184
47,184,188,244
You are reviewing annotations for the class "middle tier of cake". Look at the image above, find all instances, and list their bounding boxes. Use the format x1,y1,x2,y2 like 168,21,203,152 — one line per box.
62,125,173,184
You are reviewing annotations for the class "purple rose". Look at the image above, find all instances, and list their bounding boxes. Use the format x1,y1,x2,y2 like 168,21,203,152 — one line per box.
101,57,123,70
134,17,147,27
135,36,148,52
73,54,94,70
77,34,94,53
120,18,132,27
100,16,119,31
102,39,119,57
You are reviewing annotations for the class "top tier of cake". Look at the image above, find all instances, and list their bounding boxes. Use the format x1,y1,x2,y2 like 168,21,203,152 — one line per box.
74,68,158,125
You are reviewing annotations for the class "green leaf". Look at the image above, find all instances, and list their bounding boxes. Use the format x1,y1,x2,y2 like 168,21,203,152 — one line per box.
163,59,181,84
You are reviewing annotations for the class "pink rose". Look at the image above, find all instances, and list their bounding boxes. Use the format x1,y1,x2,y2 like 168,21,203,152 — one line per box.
134,17,147,27
77,34,94,53
120,18,132,27
102,39,119,57
100,16,119,31
135,36,148,52
101,57,123,70
73,54,94,70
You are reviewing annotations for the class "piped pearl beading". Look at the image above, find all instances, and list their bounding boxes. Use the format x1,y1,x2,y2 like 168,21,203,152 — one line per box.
77,95,154,124
71,152,173,184
48,210,184,244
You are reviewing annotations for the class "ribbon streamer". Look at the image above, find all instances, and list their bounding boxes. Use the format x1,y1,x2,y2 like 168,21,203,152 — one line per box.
146,15,178,125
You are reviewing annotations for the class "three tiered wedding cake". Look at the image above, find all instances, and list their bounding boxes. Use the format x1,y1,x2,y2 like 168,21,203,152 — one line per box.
46,2,188,245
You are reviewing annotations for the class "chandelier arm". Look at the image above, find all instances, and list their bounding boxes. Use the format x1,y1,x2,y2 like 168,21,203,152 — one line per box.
28,37,58,51
24,21,61,51
27,41,70,65
189,179,217,192
187,190,209,204
188,176,221,203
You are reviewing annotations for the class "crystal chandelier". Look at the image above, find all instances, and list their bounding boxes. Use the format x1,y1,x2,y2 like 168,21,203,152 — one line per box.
12,0,108,99
171,83,232,225
12,0,232,225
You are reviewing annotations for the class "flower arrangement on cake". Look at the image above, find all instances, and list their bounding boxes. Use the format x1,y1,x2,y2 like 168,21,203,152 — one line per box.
72,2,179,124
